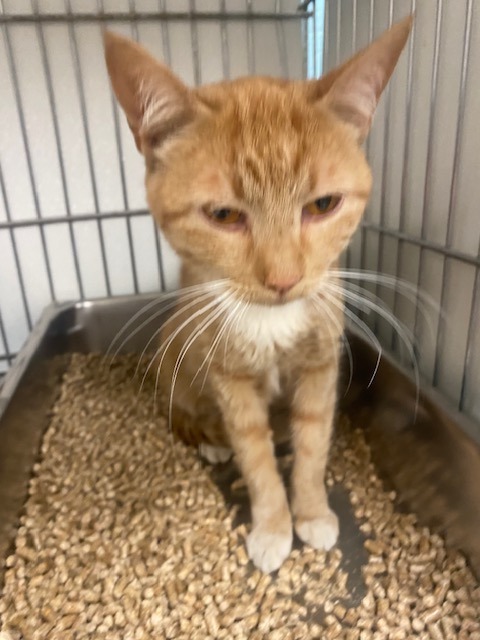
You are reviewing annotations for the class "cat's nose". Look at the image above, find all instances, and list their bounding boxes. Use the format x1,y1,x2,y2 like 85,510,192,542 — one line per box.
264,274,301,296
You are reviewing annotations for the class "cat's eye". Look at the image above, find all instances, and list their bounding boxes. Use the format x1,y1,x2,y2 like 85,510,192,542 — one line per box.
204,207,246,228
302,195,343,220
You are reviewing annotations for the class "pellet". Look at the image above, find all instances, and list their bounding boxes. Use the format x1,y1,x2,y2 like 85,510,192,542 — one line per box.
324,599,334,613
344,608,359,626
427,622,445,640
364,539,384,555
0,354,478,639
333,603,346,620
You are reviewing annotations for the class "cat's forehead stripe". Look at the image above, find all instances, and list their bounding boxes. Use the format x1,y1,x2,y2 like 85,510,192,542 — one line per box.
222,89,312,206
195,82,368,209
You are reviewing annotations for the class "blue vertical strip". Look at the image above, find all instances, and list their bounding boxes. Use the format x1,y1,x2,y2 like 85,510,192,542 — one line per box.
307,10,314,77
307,0,325,79
316,0,325,76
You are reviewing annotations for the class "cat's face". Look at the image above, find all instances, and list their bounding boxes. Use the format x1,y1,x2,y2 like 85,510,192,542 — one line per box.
146,79,372,305
104,17,411,304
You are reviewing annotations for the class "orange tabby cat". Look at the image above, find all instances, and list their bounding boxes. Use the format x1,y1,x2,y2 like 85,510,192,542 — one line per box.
104,18,412,573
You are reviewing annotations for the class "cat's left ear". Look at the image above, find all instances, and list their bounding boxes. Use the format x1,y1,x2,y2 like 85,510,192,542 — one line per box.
104,31,193,153
311,15,413,142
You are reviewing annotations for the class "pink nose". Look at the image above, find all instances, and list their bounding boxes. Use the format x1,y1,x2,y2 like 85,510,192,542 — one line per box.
264,274,301,296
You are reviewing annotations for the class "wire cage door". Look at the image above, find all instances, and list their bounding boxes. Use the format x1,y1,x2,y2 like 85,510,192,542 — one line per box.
1,0,479,433
323,0,480,428
0,0,311,372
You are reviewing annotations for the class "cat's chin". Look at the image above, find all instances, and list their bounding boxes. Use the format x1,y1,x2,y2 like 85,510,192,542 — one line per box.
250,296,304,308
269,297,304,307
241,291,307,307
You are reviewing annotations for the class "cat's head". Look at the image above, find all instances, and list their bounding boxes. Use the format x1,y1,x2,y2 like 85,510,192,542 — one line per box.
105,18,411,305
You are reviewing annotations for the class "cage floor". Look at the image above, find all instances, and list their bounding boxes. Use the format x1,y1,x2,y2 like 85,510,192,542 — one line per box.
0,353,479,640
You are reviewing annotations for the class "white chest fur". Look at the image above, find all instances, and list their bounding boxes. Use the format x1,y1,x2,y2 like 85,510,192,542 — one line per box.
226,298,312,398
231,298,310,355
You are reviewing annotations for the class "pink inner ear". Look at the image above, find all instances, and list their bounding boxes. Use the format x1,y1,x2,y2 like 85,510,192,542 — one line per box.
314,16,412,140
104,30,193,154
134,74,195,153
325,65,383,138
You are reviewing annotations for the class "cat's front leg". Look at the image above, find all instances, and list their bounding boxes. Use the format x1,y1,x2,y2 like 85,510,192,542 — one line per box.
291,358,339,551
212,372,292,573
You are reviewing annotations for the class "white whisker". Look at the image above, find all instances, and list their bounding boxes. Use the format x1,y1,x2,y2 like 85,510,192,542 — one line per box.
325,282,416,347
147,291,231,410
327,282,420,417
167,295,234,431
340,279,437,344
329,268,444,322
321,288,383,389
134,289,221,380
311,296,341,370
105,280,226,364
312,294,354,396
104,296,164,364
108,293,198,369
197,297,245,394
324,281,420,419
223,300,249,373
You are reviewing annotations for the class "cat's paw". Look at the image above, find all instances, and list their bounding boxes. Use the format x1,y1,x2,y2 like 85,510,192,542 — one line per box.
295,510,339,551
246,527,292,573
199,443,232,464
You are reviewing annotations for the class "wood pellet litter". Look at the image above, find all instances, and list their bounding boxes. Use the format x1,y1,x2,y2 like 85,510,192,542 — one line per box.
0,354,479,640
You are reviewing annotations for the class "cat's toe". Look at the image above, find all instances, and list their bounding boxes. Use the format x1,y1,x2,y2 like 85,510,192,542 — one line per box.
199,443,232,464
295,510,339,551
246,527,292,573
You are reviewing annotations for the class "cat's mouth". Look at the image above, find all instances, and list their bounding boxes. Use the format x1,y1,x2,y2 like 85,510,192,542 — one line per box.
228,275,333,307
242,290,308,308
229,282,314,308
268,295,303,306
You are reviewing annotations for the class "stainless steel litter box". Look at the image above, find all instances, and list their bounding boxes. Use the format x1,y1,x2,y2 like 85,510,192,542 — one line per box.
0,294,479,593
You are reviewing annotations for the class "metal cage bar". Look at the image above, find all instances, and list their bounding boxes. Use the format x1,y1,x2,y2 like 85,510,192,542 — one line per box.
0,159,33,331
372,0,393,338
0,12,311,25
246,0,255,75
357,0,375,326
391,0,417,351
65,0,111,296
219,0,231,80
411,0,444,346
323,0,480,427
104,0,139,295
32,0,85,301
0,309,11,367
0,0,56,302
432,0,474,386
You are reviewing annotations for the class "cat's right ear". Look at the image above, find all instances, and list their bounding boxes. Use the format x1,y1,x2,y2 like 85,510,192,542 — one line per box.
307,15,413,142
103,31,193,154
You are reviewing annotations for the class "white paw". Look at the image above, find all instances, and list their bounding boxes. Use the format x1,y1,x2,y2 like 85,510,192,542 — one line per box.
199,443,232,464
246,528,292,573
295,510,339,551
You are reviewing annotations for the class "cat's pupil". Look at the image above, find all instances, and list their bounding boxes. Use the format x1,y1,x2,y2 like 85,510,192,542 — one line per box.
316,196,332,211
